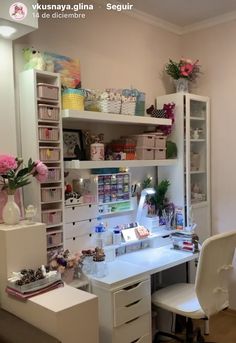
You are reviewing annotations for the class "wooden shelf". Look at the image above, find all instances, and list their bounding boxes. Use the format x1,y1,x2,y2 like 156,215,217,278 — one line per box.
64,159,177,169
62,109,172,126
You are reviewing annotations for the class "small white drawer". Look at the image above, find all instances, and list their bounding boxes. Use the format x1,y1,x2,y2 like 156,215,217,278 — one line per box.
113,279,150,308
64,204,98,223
114,295,150,327
64,219,97,239
113,313,151,343
65,234,95,252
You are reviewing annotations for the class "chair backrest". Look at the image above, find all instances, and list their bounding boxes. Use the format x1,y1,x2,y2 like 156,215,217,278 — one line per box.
195,231,236,318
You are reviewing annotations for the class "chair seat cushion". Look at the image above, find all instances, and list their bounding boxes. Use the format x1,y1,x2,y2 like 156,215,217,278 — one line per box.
152,283,206,319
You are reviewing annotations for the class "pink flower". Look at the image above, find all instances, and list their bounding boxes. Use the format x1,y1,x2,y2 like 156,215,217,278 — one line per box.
0,154,17,174
180,63,194,76
35,161,48,182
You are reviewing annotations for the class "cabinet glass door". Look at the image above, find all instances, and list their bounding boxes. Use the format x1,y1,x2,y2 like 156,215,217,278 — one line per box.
185,96,209,223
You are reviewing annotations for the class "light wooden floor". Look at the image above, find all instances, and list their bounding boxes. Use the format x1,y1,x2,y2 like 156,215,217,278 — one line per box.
166,310,236,343
203,310,236,343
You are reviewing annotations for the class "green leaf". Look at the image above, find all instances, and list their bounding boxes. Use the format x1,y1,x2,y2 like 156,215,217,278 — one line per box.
17,167,29,178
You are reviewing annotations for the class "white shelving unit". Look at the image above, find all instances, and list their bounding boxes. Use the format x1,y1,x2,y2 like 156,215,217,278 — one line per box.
19,69,64,256
157,93,211,242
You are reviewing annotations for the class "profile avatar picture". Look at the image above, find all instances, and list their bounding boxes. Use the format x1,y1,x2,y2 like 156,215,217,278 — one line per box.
9,2,27,21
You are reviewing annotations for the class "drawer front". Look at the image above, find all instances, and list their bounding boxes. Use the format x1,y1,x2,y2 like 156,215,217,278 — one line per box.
64,204,98,223
114,295,151,327
64,219,97,239
113,279,150,308
113,313,151,343
65,234,95,252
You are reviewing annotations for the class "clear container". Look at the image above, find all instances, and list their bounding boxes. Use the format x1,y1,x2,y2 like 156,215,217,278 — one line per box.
94,261,108,278
113,230,122,245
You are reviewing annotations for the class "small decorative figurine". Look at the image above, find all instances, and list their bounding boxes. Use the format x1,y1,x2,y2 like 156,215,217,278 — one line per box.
25,204,37,224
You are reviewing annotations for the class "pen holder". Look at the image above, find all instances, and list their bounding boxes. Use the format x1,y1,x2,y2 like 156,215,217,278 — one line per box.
94,261,108,278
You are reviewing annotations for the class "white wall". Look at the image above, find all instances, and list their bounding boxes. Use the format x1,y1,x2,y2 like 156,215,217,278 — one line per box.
0,38,17,155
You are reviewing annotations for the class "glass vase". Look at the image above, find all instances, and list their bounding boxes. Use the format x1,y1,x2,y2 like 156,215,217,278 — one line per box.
2,193,21,225
175,78,189,93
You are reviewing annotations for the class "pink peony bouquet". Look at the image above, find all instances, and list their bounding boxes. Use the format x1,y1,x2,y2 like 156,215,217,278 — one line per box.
0,154,48,194
165,57,201,81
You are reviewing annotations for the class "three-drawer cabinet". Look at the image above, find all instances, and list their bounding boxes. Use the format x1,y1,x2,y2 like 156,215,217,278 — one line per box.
64,204,98,251
91,277,152,343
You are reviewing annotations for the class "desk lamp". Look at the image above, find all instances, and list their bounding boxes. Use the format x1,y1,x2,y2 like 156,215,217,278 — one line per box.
136,188,155,225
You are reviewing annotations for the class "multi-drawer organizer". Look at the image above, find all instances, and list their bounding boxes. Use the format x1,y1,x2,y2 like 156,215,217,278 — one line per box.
90,173,132,215
19,71,64,256
92,276,151,343
133,133,167,160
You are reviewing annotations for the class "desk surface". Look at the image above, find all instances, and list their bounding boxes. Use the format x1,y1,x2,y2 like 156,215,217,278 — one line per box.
90,245,198,289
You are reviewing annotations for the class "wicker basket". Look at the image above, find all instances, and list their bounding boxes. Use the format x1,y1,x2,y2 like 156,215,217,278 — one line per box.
62,88,84,110
99,99,121,114
121,101,136,115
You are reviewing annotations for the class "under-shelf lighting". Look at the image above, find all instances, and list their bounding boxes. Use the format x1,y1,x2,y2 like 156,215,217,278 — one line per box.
136,187,155,224
0,26,16,38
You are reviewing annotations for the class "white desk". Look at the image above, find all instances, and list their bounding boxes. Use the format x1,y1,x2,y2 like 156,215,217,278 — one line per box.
90,244,198,343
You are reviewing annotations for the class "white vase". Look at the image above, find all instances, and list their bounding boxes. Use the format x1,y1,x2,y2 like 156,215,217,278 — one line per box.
2,194,21,225
175,78,189,92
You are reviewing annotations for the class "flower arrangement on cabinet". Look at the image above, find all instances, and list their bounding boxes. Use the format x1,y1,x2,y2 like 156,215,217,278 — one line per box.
165,57,201,81
0,154,48,194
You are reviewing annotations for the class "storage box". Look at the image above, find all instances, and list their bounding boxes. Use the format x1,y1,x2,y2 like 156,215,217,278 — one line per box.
62,88,84,110
121,101,136,115
154,148,166,160
42,209,62,225
39,147,60,161
133,134,155,148
136,147,154,160
41,187,62,202
37,83,59,100
38,104,60,121
47,232,63,246
38,126,59,141
46,168,61,182
155,136,166,149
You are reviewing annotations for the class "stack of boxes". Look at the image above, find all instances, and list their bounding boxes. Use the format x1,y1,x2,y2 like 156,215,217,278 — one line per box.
133,133,167,160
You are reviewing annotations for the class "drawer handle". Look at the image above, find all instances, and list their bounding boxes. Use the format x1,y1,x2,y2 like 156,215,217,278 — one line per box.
125,299,141,308
125,316,140,325
123,282,141,291
73,237,76,241
89,204,92,208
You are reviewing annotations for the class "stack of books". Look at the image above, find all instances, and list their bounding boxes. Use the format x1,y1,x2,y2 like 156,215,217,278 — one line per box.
171,231,199,252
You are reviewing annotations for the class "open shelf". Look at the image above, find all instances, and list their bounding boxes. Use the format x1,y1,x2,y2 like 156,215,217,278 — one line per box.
64,159,177,169
62,109,172,126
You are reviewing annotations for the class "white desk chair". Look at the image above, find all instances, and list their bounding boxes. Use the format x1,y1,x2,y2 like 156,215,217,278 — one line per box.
152,231,236,342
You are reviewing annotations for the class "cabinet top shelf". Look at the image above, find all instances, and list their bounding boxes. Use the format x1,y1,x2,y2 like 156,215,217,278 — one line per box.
62,110,172,126
64,159,177,169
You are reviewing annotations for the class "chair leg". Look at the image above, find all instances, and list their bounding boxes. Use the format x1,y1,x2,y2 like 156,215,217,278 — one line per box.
153,330,184,343
203,319,209,335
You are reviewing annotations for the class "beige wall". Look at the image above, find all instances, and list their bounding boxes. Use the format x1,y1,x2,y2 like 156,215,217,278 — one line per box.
182,20,236,309
0,39,17,155
15,8,180,107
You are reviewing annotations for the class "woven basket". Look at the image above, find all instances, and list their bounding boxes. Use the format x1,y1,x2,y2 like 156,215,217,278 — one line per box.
62,89,84,110
98,99,121,114
121,101,136,115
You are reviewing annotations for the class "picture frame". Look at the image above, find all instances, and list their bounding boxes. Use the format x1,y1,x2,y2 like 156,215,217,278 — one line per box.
63,129,84,160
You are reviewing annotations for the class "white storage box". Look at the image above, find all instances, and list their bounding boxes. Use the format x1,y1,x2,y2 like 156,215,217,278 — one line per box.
38,104,60,121
136,147,155,160
155,136,166,149
42,209,62,225
46,168,61,182
133,134,155,148
154,148,166,160
37,83,59,100
121,101,136,115
47,232,63,246
39,147,60,161
38,126,59,141
41,187,62,202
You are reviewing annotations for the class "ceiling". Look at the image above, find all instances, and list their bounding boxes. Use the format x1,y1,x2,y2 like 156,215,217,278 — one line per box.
124,0,236,33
